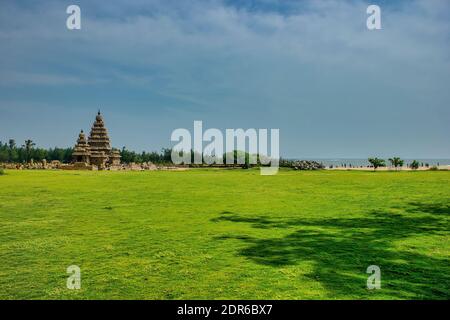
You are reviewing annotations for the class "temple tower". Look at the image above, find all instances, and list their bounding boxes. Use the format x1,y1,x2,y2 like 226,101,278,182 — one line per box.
88,111,111,169
72,130,91,164
71,111,121,170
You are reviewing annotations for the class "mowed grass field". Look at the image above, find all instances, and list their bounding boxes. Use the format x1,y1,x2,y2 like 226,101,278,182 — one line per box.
0,169,449,300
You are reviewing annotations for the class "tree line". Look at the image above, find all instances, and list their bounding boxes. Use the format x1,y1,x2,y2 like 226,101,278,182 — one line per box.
0,139,175,164
0,140,280,166
0,139,73,163
1,139,435,170
120,147,173,164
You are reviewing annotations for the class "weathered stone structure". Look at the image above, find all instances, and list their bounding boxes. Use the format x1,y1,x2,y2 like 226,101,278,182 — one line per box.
72,130,90,163
72,111,121,169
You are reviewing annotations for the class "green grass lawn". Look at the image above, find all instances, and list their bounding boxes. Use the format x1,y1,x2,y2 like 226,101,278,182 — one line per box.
0,169,449,300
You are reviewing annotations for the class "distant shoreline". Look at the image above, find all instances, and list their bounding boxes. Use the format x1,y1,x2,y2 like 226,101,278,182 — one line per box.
327,165,449,171
297,159,450,167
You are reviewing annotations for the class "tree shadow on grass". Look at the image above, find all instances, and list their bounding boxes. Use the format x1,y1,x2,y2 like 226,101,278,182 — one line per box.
212,206,450,299
406,202,450,216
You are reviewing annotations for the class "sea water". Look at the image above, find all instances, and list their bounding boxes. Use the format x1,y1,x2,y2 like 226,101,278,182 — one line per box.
303,159,450,167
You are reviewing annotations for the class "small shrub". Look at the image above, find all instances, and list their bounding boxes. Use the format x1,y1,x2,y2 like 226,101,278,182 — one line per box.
429,166,438,171
0,168,5,175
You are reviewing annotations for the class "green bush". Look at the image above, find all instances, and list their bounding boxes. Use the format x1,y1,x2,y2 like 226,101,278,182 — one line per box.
0,168,5,175
368,157,386,170
429,166,439,171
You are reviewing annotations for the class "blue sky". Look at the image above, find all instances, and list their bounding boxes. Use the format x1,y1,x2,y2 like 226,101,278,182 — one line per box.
0,0,449,158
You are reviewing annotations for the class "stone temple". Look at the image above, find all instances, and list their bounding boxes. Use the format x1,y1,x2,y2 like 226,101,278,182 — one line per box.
72,111,121,170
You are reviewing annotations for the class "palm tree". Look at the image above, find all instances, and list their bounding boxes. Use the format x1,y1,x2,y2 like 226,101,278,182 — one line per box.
8,139,16,150
388,157,404,170
22,139,36,163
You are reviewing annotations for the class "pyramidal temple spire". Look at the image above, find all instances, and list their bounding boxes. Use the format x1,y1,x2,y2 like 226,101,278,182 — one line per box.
71,111,121,169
